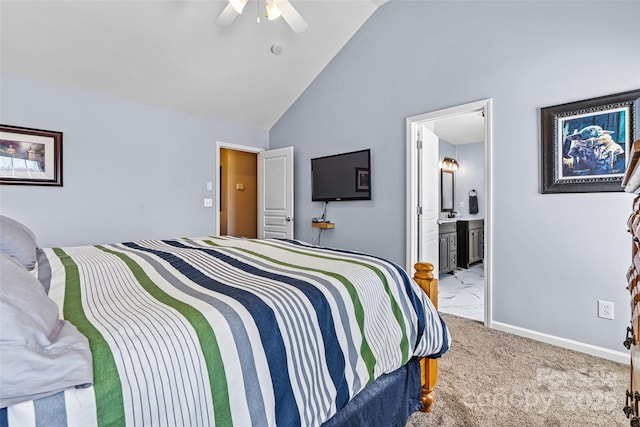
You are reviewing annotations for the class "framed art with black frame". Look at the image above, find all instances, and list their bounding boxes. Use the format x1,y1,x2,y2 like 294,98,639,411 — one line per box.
0,124,63,186
541,89,639,193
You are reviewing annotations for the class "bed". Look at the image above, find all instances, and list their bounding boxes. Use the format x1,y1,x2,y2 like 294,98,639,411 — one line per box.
0,215,449,427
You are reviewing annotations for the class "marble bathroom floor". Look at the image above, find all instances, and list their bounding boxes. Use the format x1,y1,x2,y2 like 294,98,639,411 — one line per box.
438,262,484,322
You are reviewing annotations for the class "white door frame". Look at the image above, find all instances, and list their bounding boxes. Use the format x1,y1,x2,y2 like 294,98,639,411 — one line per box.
215,141,264,236
406,98,493,327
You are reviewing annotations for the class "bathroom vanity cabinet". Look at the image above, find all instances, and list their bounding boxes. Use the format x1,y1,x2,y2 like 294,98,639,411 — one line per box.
438,221,457,274
457,219,484,269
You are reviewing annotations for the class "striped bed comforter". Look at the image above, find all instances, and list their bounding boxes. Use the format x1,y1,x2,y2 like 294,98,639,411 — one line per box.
5,237,449,427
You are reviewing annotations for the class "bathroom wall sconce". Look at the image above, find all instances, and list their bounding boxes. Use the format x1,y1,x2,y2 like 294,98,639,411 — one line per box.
440,157,459,171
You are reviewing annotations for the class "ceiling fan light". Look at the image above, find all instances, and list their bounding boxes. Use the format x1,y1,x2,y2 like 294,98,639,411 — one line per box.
274,0,308,33
265,1,282,20
217,3,240,27
229,0,246,14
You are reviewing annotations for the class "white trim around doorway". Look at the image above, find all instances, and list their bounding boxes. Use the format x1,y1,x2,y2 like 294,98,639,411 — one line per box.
215,141,264,236
405,99,493,327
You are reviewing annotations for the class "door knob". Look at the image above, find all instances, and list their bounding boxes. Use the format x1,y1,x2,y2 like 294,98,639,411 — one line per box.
286,217,292,222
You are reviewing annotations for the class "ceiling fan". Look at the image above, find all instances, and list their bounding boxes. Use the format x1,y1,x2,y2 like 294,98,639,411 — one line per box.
217,0,308,33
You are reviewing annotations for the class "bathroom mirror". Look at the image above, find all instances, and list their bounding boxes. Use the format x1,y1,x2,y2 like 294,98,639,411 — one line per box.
441,169,454,212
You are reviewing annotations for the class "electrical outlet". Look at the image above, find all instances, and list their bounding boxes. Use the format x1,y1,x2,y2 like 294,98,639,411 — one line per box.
598,300,614,320
203,198,213,208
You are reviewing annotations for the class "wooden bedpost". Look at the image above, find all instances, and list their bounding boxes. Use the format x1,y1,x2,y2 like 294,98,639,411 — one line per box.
413,262,439,413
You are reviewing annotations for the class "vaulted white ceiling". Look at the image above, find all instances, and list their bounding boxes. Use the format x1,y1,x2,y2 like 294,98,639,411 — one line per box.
1,0,385,129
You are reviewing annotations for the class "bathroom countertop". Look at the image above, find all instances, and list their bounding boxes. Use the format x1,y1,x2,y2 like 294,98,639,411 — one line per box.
437,217,483,224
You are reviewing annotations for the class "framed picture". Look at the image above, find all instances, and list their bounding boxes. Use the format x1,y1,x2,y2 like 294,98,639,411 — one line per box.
356,167,369,192
0,125,63,186
541,89,639,193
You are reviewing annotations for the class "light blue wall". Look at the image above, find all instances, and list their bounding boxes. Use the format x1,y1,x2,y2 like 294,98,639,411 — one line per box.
438,138,487,218
0,72,268,247
436,141,484,218
438,140,455,162
456,142,484,219
270,1,640,352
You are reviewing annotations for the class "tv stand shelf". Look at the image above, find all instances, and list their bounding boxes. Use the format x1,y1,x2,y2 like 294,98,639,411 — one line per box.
312,222,335,229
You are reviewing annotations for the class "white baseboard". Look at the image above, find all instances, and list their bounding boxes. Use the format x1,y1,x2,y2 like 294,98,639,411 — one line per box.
491,321,629,365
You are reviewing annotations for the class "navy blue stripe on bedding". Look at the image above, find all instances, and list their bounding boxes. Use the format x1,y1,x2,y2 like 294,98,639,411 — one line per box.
278,239,428,351
0,407,7,427
203,242,366,394
115,244,269,426
130,239,351,414
122,241,301,426
397,267,426,351
430,316,450,359
179,241,353,410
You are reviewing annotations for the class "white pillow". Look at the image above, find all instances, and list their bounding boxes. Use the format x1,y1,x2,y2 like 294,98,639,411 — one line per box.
0,215,38,270
0,252,93,407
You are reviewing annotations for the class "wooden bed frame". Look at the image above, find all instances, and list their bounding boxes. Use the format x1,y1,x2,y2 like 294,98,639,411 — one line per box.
413,261,440,413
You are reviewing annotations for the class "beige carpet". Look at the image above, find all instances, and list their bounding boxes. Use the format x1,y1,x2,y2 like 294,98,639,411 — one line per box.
407,314,628,426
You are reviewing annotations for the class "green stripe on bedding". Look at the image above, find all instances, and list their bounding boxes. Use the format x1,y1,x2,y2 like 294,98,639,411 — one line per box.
203,239,382,381
254,241,410,365
97,246,233,426
53,247,125,427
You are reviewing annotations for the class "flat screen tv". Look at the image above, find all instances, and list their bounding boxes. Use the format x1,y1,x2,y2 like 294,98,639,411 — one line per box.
311,149,371,201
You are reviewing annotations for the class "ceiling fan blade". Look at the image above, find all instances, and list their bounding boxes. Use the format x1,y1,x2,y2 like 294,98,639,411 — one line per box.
274,0,308,33
216,3,240,27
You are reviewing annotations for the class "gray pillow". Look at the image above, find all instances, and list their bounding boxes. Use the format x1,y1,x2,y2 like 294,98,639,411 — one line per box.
0,215,38,270
0,252,93,407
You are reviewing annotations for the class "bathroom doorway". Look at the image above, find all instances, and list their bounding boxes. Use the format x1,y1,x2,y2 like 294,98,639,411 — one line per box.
406,99,493,326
